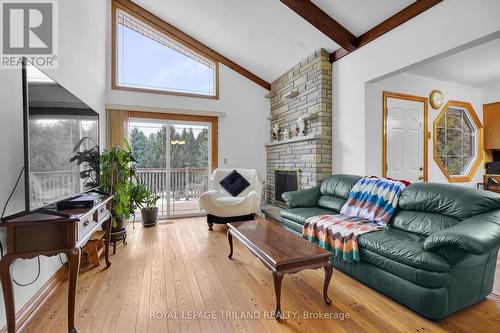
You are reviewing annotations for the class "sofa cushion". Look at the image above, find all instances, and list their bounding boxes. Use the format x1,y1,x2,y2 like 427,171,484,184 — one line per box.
282,218,303,234
320,174,361,198
317,195,346,212
358,228,450,272
398,182,500,220
280,207,335,226
390,209,460,236
359,248,450,288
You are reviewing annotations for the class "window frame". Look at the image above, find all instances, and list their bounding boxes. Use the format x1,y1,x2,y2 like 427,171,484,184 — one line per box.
111,1,219,99
433,100,483,183
128,111,218,170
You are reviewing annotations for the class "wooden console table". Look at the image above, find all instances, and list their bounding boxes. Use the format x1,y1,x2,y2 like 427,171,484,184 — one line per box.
227,219,333,320
0,195,113,333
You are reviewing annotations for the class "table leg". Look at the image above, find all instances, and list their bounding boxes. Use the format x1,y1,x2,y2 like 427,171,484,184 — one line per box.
104,216,112,268
227,229,233,259
0,256,15,333
323,261,333,305
68,247,81,333
272,270,284,320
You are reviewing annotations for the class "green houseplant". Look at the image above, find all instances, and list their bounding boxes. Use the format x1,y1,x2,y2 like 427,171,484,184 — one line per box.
140,192,160,226
130,179,160,226
100,140,136,230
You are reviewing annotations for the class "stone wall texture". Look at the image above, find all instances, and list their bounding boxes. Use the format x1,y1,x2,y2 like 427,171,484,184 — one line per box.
266,49,332,205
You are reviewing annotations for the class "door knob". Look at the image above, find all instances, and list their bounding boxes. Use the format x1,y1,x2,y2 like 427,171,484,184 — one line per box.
419,167,423,171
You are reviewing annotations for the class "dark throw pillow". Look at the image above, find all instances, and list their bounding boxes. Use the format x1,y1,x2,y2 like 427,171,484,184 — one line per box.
219,170,250,197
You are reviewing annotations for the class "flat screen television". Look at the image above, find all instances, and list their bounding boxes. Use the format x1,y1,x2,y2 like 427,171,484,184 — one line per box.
22,60,100,212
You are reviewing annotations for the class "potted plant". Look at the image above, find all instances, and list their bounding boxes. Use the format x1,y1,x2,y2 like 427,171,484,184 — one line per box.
129,179,160,226
99,140,136,230
140,192,160,227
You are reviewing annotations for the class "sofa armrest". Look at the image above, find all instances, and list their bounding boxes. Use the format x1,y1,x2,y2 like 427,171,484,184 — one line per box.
281,187,321,209
424,210,500,255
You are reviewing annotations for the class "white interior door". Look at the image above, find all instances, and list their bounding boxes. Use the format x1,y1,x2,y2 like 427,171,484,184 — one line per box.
386,97,425,182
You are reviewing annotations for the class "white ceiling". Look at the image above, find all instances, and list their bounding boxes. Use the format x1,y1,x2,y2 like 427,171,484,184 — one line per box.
134,0,338,83
312,0,415,37
134,0,419,83
407,37,500,89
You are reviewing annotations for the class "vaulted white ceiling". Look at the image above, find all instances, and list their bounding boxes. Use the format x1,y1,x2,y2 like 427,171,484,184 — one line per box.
407,37,500,89
133,0,418,83
311,0,414,37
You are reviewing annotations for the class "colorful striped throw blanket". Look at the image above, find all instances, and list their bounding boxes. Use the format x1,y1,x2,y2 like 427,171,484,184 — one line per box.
303,177,408,261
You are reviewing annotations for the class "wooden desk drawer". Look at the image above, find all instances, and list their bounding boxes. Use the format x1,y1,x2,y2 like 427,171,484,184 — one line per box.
77,216,94,242
97,206,110,223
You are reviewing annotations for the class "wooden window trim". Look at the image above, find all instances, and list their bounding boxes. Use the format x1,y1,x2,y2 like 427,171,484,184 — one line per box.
129,111,218,170
433,100,483,183
382,91,429,182
111,1,220,99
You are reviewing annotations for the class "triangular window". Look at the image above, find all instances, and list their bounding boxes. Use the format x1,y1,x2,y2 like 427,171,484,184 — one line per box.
114,9,217,97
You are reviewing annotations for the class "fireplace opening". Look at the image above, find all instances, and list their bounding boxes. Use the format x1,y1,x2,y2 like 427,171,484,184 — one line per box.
275,170,298,203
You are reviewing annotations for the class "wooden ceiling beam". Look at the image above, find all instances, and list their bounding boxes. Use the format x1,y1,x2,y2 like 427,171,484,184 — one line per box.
280,0,358,52
114,0,271,90
330,0,443,62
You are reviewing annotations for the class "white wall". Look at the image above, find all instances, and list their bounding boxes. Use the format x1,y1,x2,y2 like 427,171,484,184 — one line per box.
0,0,107,328
332,0,500,175
365,73,483,186
483,84,500,104
105,0,269,181
107,64,270,180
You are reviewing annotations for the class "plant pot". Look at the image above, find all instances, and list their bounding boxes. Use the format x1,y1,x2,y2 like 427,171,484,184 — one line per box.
141,207,159,226
112,216,127,232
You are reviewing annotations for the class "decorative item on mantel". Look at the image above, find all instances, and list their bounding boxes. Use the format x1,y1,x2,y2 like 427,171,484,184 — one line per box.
272,123,280,141
297,116,306,136
282,127,290,140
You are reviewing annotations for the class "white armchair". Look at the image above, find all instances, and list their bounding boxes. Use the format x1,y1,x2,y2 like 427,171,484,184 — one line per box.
199,168,262,230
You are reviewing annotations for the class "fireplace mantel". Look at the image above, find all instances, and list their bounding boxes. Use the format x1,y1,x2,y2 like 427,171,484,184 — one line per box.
265,134,329,147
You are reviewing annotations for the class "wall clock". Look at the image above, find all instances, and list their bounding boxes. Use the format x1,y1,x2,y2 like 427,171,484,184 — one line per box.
430,89,444,109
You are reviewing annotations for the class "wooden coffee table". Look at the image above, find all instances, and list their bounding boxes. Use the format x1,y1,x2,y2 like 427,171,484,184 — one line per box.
227,219,333,320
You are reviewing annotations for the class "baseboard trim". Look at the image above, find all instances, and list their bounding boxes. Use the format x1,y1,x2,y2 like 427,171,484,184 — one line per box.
0,265,67,333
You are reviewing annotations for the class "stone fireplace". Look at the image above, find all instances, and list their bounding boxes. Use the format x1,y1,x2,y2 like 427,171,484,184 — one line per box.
266,49,332,205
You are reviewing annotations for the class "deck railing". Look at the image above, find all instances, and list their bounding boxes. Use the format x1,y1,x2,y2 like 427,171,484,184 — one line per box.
135,167,209,201
30,167,209,214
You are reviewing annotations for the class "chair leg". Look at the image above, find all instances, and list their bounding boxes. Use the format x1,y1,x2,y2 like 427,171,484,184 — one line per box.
208,222,213,231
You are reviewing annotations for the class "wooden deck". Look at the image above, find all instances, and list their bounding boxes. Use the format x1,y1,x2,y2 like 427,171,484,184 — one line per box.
23,217,500,333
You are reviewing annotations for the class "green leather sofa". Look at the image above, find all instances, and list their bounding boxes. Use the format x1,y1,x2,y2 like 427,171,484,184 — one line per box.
281,174,500,320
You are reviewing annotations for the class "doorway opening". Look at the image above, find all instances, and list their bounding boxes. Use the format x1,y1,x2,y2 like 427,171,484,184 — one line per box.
128,112,217,218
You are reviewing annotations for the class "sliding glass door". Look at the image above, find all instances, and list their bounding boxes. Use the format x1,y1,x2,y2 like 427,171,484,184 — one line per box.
129,118,210,218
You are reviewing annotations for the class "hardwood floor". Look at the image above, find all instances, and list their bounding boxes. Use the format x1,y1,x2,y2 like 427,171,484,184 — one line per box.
24,217,500,333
